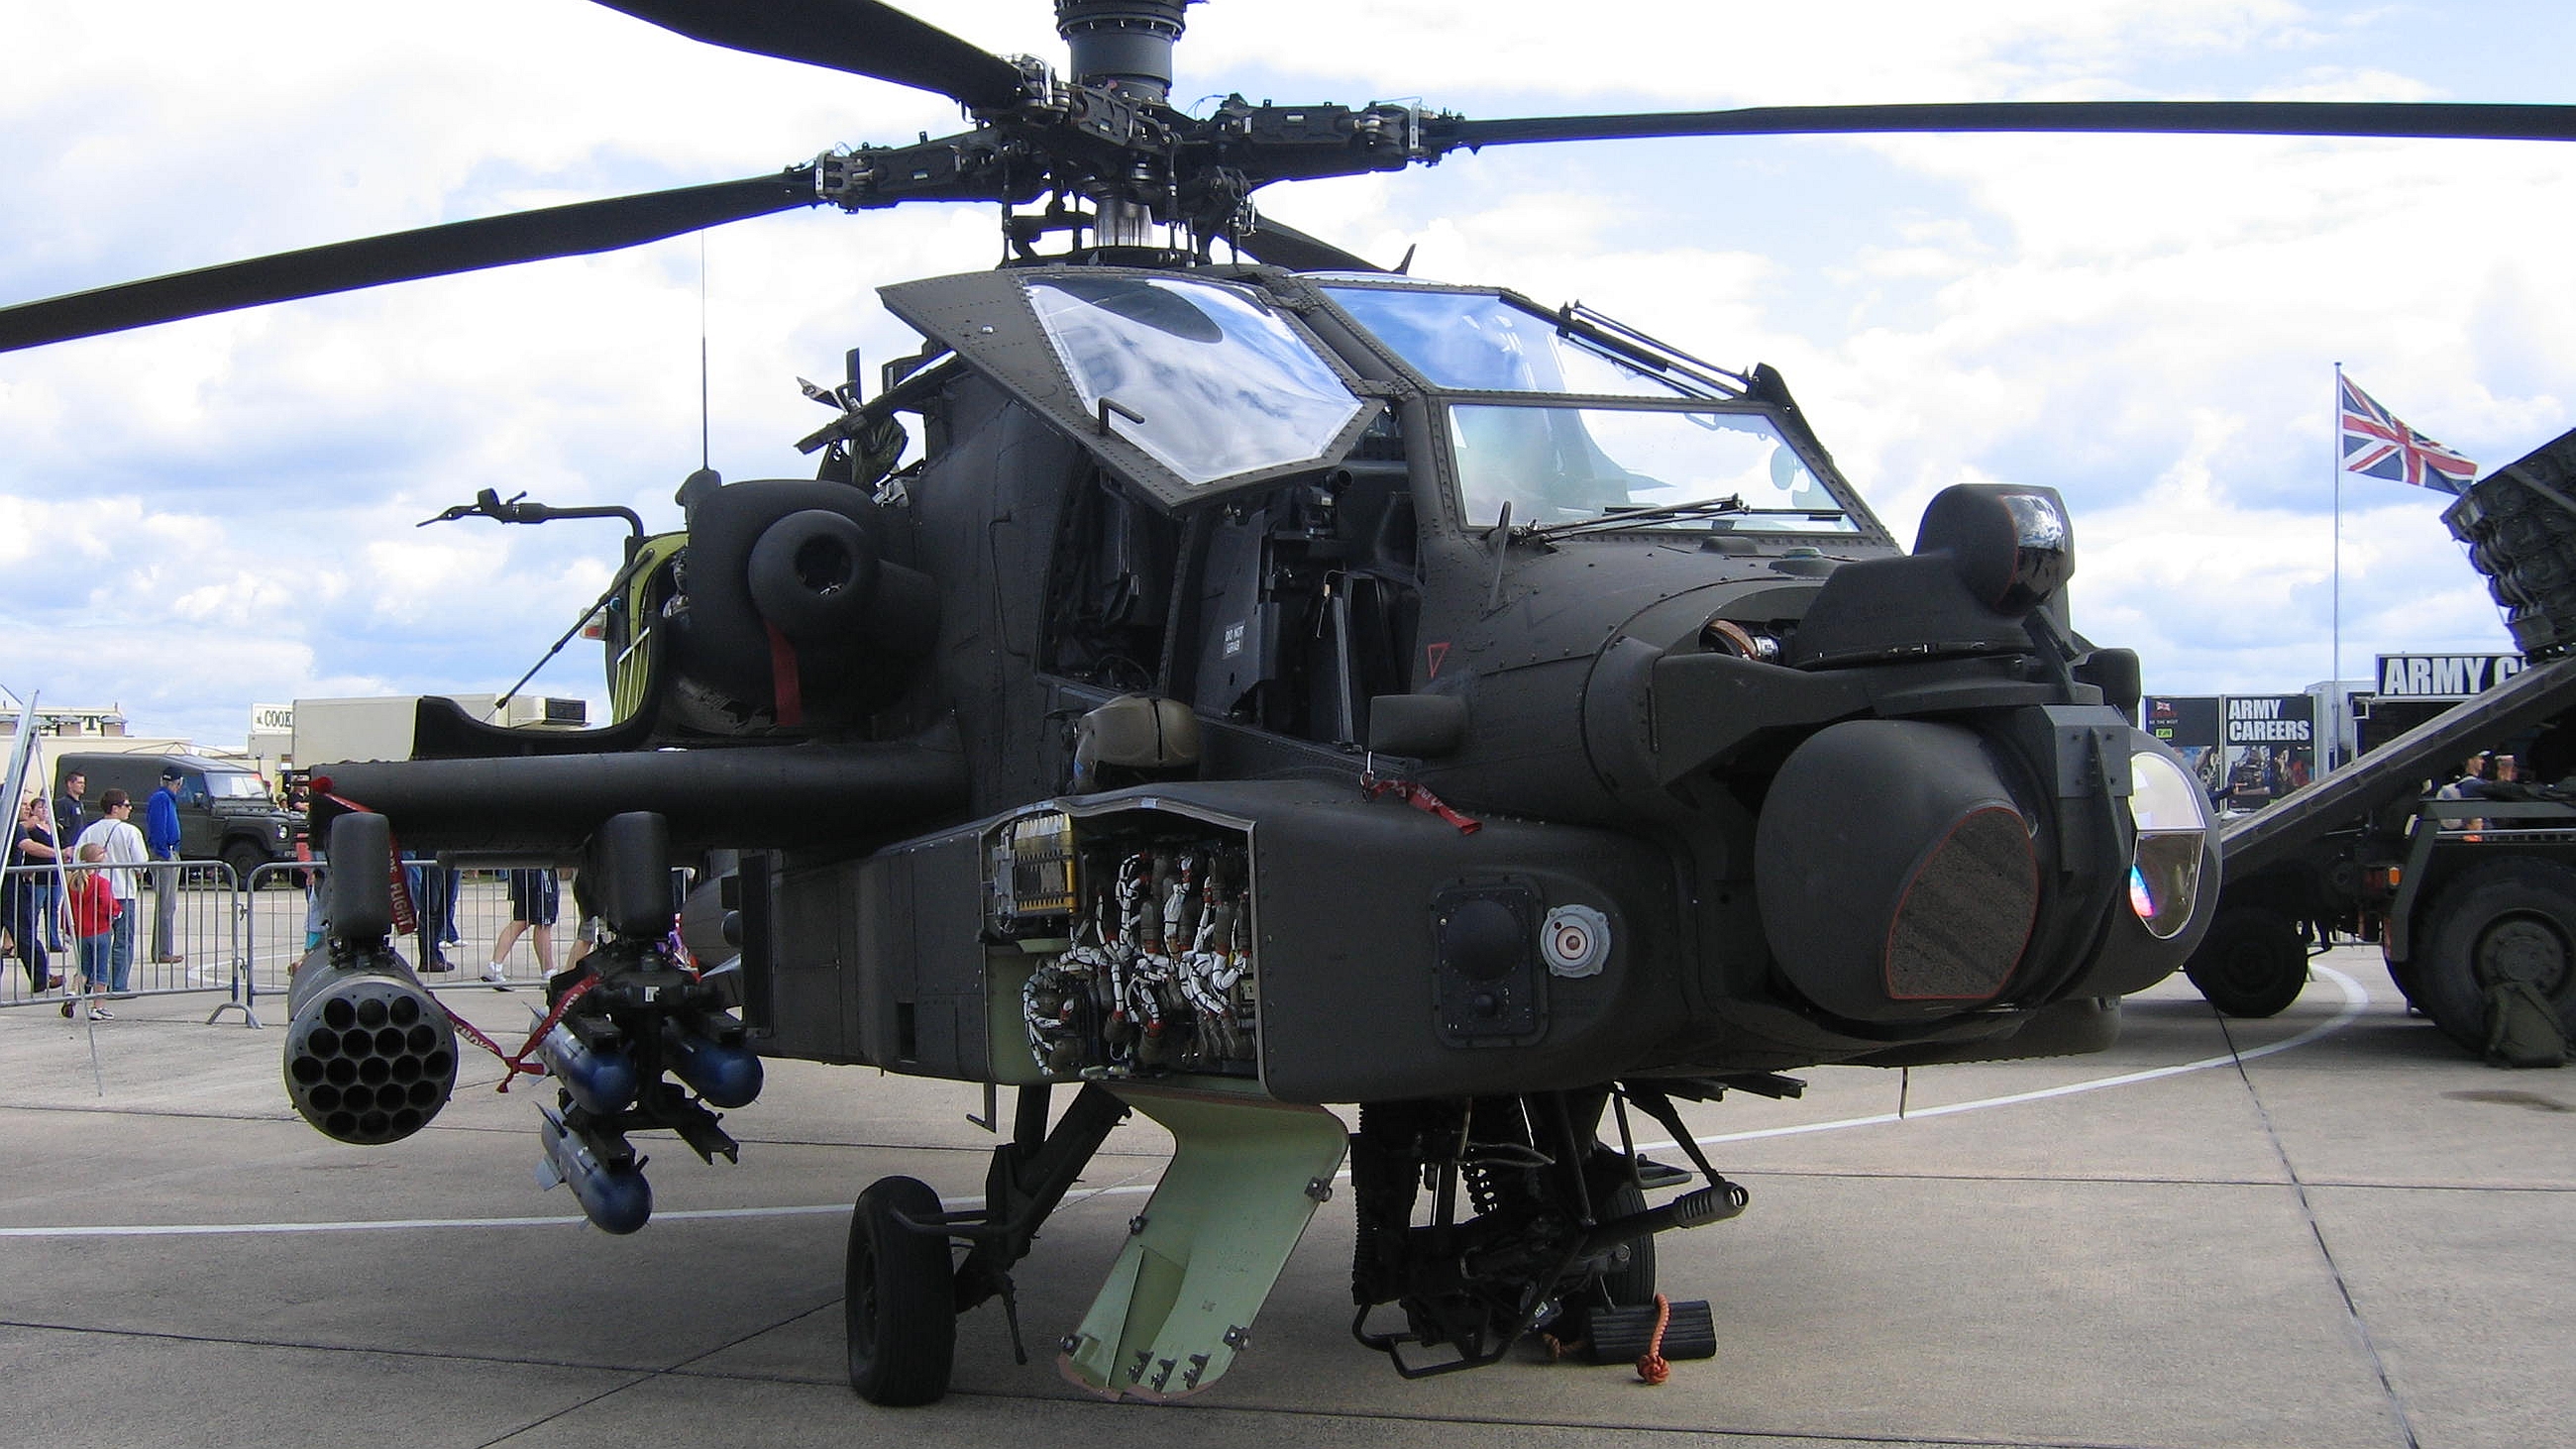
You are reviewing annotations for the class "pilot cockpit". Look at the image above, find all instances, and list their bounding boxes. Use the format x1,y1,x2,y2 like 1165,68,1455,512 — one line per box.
1316,281,1867,538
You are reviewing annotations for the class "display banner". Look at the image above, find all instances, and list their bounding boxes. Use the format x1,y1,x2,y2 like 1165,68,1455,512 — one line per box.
2218,693,2316,808
2145,695,2225,801
2145,696,2220,748
2374,654,2524,699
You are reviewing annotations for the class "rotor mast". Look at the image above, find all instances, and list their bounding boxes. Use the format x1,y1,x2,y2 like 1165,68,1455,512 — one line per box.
1057,0,1189,249
1057,0,1185,100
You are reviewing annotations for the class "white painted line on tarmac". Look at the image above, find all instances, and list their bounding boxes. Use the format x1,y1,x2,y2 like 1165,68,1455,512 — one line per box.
1664,963,2372,1150
0,1204,852,1237
1,968,2370,1240
0,1189,1146,1239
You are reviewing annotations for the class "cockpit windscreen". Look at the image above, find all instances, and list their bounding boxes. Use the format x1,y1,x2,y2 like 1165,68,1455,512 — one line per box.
1448,404,1859,534
1322,286,1697,398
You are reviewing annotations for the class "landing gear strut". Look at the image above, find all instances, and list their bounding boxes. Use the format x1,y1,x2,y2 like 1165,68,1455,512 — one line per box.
841,1083,1128,1406
1347,1084,1757,1377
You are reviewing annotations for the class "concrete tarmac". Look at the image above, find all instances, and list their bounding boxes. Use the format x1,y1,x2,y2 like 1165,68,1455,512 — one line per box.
2,945,2570,1449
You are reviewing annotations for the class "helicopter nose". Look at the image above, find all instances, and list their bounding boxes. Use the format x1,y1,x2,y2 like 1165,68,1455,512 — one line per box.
1754,719,2041,1022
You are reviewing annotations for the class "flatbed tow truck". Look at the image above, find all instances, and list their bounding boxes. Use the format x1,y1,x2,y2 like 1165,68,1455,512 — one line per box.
2186,428,2576,1056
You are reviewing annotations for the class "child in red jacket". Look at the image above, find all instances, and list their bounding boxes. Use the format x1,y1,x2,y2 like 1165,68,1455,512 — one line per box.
63,842,119,1019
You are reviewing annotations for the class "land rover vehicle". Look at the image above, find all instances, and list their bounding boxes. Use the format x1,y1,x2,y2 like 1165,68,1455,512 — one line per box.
54,752,299,883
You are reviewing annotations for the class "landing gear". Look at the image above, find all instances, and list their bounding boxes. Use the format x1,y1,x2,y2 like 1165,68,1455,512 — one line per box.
1595,1179,1658,1308
842,1084,1129,1406
1347,1085,1752,1377
839,1079,1761,1401
846,1176,955,1406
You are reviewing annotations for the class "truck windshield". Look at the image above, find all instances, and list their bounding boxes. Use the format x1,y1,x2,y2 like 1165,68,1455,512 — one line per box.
204,774,269,799
1448,403,1858,535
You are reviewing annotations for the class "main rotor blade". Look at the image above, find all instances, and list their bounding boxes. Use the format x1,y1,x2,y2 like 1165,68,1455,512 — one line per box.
1439,100,2576,151
1229,219,1384,273
0,170,819,355
591,0,1027,111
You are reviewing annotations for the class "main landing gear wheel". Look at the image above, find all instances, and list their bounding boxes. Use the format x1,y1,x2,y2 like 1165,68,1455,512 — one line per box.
845,1175,956,1406
1598,1179,1658,1308
2417,858,2576,1056
2184,905,2308,1018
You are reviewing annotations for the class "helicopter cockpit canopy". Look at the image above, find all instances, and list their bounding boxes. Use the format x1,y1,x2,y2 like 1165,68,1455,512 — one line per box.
1320,283,1709,397
885,266,1877,541
880,268,1382,508
1317,281,1870,537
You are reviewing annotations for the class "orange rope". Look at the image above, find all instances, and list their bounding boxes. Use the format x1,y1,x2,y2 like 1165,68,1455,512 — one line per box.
1634,1293,1671,1386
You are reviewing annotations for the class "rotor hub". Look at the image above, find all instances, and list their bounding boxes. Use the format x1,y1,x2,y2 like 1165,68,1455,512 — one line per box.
1056,0,1191,99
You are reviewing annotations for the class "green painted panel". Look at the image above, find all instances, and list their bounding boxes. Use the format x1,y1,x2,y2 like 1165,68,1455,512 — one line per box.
1059,1085,1348,1399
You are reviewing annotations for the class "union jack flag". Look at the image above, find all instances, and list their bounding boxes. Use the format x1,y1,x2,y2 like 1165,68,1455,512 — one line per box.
2340,373,2478,494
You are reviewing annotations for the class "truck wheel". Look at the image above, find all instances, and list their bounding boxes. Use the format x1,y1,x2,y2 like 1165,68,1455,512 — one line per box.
2416,858,2576,1055
2184,906,2308,1017
2384,957,2427,1014
845,1175,955,1406
221,841,268,889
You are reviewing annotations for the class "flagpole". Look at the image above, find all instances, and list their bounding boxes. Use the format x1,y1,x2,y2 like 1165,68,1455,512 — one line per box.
2331,362,2343,771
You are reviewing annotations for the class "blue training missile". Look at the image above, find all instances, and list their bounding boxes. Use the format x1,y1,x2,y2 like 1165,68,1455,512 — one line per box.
536,1101,653,1235
533,1010,642,1117
665,1017,765,1108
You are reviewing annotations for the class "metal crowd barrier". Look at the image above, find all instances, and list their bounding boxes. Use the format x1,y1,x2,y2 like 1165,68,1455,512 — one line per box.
2,857,245,1016
4,857,581,1027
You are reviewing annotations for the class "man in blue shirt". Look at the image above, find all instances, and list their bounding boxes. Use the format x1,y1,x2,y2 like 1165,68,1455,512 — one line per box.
146,770,184,965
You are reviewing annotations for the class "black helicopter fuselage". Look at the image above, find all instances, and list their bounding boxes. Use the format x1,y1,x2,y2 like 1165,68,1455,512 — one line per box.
317,263,2218,1105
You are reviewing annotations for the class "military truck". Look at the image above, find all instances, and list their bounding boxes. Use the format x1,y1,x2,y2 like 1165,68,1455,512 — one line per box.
54,751,299,884
2185,429,2576,1058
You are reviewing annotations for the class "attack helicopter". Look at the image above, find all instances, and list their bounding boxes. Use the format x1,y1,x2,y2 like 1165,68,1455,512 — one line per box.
8,0,2574,1412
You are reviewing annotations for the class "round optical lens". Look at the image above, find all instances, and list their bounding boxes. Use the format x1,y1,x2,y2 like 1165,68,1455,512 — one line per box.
2126,750,2209,940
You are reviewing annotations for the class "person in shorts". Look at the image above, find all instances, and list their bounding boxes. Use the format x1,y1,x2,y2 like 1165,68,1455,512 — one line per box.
484,868,559,987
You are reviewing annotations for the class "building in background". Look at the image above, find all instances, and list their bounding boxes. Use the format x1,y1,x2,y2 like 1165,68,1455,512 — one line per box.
0,693,213,796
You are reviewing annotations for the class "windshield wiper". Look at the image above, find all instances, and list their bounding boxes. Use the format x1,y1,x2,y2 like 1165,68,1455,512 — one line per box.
1528,497,1856,541
1527,493,1748,539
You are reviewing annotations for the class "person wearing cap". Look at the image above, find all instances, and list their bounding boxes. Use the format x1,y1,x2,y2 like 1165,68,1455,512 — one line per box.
145,770,185,966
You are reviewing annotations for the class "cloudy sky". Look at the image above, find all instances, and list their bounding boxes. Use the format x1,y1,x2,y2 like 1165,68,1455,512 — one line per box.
3,0,2571,751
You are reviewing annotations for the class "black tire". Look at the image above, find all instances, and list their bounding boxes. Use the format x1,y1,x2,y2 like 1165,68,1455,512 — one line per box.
2184,905,2308,1018
221,840,268,889
2386,956,2427,1014
1596,1180,1658,1307
2415,857,2576,1055
845,1175,955,1407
